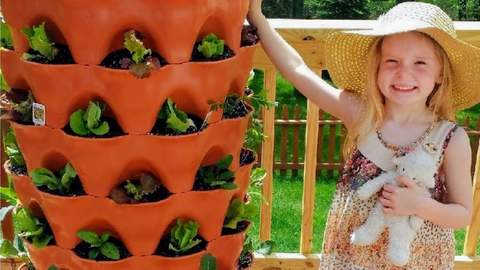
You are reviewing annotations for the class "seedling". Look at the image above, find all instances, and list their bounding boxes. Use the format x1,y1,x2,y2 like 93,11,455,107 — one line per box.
197,155,237,190
122,30,161,78
21,22,57,61
197,33,225,58
1,75,35,124
29,162,77,193
223,198,259,229
3,127,26,168
158,98,197,134
16,207,54,249
168,218,202,253
110,173,163,204
76,229,120,260
69,101,110,136
1,17,13,50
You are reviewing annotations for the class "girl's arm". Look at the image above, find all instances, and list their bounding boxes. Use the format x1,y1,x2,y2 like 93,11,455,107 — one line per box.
381,128,473,230
247,1,362,128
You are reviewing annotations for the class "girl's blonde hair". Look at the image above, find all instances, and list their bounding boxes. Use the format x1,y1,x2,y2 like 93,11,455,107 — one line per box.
343,31,455,158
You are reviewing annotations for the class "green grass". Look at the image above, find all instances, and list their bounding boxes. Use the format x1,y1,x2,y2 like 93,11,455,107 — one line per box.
247,69,480,256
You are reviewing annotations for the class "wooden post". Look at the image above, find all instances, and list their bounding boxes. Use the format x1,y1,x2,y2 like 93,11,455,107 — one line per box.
464,138,480,255
259,69,276,241
300,89,320,253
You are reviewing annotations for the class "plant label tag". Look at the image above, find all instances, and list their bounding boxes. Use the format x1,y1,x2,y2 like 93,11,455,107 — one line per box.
201,111,213,130
32,102,46,126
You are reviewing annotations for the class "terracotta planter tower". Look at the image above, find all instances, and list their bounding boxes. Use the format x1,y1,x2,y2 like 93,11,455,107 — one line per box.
1,0,259,269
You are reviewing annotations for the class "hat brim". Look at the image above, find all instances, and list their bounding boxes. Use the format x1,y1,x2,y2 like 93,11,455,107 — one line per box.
325,25,480,111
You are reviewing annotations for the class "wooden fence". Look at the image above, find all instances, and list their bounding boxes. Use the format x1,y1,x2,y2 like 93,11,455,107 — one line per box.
255,104,480,178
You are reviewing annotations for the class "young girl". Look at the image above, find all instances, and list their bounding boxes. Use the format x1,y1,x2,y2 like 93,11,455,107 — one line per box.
247,1,480,269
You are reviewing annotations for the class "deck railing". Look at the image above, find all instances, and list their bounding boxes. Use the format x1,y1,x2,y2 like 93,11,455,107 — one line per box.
250,19,480,270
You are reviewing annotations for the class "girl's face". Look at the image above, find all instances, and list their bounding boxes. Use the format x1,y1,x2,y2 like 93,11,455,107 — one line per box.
377,31,443,108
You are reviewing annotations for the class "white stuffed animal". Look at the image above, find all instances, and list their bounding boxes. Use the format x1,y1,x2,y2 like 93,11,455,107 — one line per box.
350,147,437,266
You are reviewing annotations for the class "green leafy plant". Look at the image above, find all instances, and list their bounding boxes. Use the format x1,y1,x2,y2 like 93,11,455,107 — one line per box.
122,30,161,78
244,120,266,152
197,33,225,58
158,98,197,134
243,70,278,151
21,22,57,61
200,253,217,270
0,239,33,270
241,234,276,256
29,162,77,192
110,173,163,204
223,198,259,229
3,127,26,168
246,168,269,205
76,229,120,260
69,101,110,136
197,155,237,190
16,207,54,249
1,17,13,50
168,218,202,253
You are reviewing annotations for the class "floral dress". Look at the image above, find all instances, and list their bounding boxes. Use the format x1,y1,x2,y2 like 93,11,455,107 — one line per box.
320,119,459,270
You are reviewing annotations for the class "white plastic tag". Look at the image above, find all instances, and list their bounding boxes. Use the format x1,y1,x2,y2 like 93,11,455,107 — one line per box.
32,102,46,126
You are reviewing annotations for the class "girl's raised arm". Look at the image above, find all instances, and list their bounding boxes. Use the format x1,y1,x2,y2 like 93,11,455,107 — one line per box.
247,1,362,128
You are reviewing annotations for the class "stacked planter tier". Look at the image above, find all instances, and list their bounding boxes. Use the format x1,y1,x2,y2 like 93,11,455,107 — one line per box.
1,0,259,269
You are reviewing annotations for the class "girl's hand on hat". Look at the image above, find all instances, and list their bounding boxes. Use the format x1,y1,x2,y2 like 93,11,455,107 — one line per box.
379,175,430,216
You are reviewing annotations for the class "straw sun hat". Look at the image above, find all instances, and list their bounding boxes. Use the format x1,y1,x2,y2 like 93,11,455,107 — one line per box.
325,1,480,111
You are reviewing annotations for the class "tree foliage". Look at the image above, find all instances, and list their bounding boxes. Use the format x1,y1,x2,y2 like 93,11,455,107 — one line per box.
262,0,480,20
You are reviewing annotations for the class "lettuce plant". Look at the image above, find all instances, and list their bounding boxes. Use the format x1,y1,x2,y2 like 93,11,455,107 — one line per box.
1,75,35,124
158,98,197,134
69,101,110,136
110,173,162,204
1,17,13,50
76,229,120,260
197,155,237,190
29,162,77,192
16,207,54,249
21,22,57,61
121,30,161,78
223,198,259,229
168,218,202,253
3,127,26,168
197,33,225,58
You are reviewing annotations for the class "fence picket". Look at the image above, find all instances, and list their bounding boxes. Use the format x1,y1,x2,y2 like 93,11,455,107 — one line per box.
316,109,326,176
327,114,337,178
292,105,301,177
280,105,289,175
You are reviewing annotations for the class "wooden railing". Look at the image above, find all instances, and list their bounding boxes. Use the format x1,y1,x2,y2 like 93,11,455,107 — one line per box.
251,19,480,270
